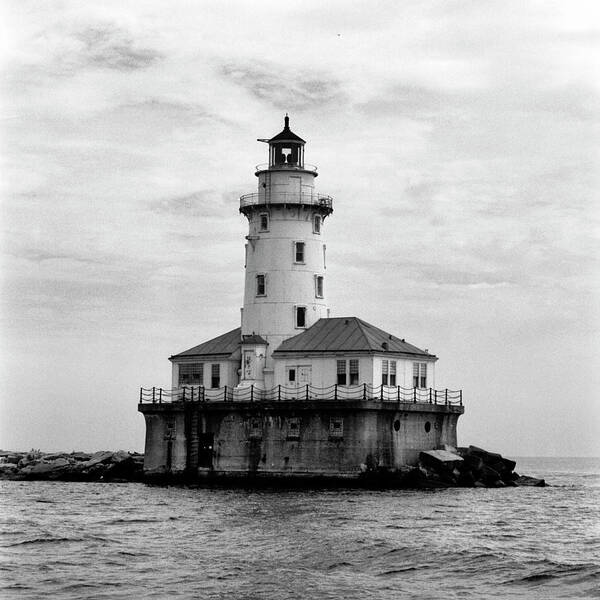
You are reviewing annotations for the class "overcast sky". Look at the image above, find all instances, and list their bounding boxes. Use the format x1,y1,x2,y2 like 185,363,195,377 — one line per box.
1,1,598,456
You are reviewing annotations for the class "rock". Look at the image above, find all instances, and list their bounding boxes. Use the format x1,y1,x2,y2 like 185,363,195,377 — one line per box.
80,451,114,469
462,454,484,472
419,450,464,472
473,480,487,488
515,475,546,487
21,458,71,479
481,465,502,485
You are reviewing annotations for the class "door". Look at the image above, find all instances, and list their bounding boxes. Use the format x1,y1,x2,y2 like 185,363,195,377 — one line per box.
198,433,214,468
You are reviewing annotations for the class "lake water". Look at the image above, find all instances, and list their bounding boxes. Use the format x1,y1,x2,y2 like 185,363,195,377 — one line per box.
1,457,598,599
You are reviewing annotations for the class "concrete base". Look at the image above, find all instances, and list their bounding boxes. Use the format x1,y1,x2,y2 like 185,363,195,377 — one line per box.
139,399,464,483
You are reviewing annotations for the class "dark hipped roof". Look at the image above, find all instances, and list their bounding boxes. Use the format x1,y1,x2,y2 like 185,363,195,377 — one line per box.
273,317,435,358
268,115,306,144
170,327,241,360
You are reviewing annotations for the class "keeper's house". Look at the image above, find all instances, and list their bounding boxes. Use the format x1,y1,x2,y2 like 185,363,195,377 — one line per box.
139,117,463,482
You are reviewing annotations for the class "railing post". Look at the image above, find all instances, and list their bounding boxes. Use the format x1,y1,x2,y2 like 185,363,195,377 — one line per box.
363,383,367,401
413,387,416,403
397,385,400,402
251,384,254,402
429,388,432,404
152,386,156,403
434,390,438,404
191,387,194,402
278,384,281,401
334,384,338,401
380,384,383,401
460,390,463,406
224,385,228,402
182,387,186,402
445,388,448,405
202,386,205,402
139,388,143,403
305,384,309,400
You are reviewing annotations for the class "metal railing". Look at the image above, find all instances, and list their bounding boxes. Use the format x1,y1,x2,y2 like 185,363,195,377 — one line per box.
255,163,318,173
239,192,333,211
139,384,462,406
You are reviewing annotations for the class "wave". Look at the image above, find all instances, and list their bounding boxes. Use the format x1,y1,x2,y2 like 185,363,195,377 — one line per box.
6,536,85,547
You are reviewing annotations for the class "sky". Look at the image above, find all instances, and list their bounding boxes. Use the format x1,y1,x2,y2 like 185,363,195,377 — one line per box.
1,1,598,457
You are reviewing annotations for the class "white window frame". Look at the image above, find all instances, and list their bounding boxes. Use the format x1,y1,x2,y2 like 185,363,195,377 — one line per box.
259,213,269,232
313,215,321,234
336,359,359,386
382,359,389,386
179,362,203,386
413,362,427,388
315,274,324,298
256,273,266,296
294,305,307,328
294,241,305,264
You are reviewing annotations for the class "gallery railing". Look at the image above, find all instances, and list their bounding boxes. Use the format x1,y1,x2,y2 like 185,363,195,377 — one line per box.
139,384,463,406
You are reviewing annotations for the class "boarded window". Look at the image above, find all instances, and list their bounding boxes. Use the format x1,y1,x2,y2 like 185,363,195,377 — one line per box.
287,417,300,439
382,360,389,386
256,274,266,296
179,363,203,386
295,241,305,263
390,361,397,386
249,418,262,439
259,213,269,231
329,417,344,438
211,364,220,388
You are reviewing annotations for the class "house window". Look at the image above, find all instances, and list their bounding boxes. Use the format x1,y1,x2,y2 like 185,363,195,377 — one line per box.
349,359,359,385
211,364,220,388
259,213,269,231
294,241,305,263
179,363,203,386
382,360,388,386
329,417,344,438
315,275,324,298
413,362,427,388
337,360,347,385
295,306,306,328
336,360,359,385
256,273,266,296
313,215,321,234
288,368,296,383
390,361,396,386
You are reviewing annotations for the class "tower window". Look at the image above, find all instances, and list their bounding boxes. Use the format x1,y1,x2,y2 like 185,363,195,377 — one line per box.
413,362,427,388
313,215,321,234
294,241,305,263
315,275,324,298
179,363,203,386
295,306,306,328
259,213,269,231
256,274,266,296
211,364,221,388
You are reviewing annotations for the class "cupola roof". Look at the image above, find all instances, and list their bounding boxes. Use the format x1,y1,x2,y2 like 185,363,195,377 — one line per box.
268,114,306,144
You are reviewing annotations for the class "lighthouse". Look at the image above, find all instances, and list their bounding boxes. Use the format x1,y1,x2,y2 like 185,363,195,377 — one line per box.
138,117,464,482
239,116,333,389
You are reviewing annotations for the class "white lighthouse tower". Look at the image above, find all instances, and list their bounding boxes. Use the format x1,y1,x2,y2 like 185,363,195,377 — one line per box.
238,116,333,389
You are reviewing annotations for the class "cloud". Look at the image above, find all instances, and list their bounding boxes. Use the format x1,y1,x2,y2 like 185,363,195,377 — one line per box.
220,61,346,111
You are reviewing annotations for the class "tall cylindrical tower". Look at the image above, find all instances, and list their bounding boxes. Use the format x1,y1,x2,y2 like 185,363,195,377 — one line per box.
239,116,333,386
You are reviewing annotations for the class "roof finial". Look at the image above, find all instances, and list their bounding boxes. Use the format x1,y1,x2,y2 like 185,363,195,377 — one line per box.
284,113,289,129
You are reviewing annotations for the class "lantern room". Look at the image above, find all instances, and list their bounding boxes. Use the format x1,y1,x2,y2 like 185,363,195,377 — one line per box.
263,114,306,168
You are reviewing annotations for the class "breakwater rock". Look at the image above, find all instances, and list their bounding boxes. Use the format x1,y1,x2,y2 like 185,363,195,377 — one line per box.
0,450,144,482
408,445,545,488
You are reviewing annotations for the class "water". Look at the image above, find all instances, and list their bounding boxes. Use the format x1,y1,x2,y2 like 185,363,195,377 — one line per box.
1,457,598,599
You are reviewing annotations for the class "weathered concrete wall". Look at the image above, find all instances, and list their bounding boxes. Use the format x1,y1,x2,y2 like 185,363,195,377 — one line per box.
139,401,463,479
141,410,187,476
